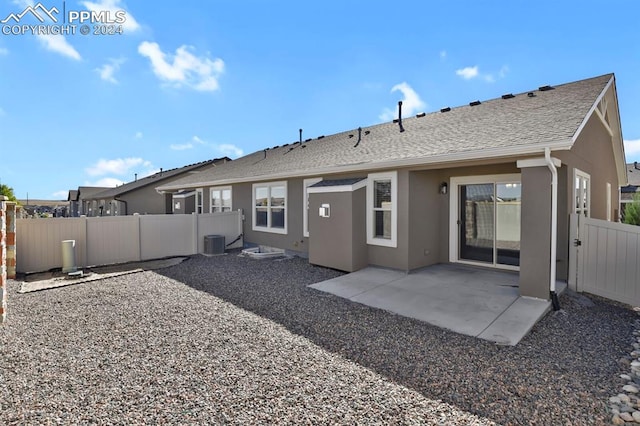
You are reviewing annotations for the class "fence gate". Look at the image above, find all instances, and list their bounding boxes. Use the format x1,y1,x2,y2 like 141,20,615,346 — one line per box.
569,213,640,306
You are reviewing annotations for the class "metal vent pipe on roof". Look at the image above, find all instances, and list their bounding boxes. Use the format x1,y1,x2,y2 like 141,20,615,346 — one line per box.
354,127,362,148
299,128,303,144
398,101,405,132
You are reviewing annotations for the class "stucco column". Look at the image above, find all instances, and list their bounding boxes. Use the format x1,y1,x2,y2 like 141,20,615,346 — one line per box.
6,202,16,279
519,167,552,300
1,196,7,323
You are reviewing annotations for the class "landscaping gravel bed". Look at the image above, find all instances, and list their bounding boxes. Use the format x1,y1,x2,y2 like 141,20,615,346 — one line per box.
1,252,636,424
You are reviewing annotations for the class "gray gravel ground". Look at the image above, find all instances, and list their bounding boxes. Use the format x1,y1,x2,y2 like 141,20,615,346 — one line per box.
1,252,636,424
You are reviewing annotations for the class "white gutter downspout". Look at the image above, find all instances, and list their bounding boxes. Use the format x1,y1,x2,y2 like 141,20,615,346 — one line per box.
544,147,560,310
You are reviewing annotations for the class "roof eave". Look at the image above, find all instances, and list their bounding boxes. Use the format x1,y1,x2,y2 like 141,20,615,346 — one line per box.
156,140,574,191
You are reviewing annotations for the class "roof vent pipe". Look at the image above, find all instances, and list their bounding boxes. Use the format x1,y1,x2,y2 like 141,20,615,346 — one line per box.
398,101,405,133
299,128,303,144
354,127,362,148
160,168,163,176
635,161,639,170
134,173,137,182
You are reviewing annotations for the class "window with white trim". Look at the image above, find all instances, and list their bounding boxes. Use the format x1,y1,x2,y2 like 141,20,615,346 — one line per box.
210,186,232,213
574,169,590,217
253,181,287,234
366,171,397,247
303,178,322,237
196,188,203,214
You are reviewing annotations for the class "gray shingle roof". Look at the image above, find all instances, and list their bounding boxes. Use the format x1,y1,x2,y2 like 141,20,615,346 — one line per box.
87,158,230,200
310,178,366,188
624,163,640,189
158,74,613,191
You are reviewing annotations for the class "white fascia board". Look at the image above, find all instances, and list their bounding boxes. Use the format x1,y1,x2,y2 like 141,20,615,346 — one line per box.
571,75,614,146
156,140,573,192
307,180,366,194
517,157,561,169
573,76,627,185
172,191,195,199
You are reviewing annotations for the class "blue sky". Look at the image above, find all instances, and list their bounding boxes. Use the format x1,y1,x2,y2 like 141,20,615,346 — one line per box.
1,0,639,200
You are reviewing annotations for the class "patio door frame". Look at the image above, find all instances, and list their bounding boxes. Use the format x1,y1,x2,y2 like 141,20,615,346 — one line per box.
448,173,521,271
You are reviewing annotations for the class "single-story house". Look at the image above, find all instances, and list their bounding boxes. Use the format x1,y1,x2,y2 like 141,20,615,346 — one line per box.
621,162,640,220
72,157,230,217
73,186,111,217
157,73,627,301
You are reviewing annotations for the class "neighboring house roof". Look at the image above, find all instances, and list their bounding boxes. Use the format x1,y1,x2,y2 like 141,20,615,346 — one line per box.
623,162,640,188
310,178,366,187
621,162,640,201
158,74,623,192
86,157,231,200
67,190,79,201
77,186,112,199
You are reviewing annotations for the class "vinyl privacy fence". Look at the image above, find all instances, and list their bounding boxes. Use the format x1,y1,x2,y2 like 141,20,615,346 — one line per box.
16,212,243,273
569,213,640,306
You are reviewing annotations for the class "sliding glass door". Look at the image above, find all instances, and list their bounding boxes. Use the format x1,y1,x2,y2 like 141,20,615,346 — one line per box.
454,176,521,269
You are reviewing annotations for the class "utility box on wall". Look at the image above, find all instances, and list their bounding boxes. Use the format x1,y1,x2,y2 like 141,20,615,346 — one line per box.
308,178,367,272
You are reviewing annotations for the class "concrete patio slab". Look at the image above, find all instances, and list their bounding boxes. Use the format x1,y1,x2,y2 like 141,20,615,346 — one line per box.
309,264,560,345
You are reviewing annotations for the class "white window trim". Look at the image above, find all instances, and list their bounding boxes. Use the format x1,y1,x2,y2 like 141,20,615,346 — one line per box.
252,181,288,235
574,169,591,218
366,171,398,248
210,186,233,213
195,188,204,214
303,178,322,237
449,173,521,271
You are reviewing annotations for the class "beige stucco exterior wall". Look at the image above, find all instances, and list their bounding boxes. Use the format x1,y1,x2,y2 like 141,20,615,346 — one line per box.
233,179,308,253
519,167,553,300
367,169,410,270
555,113,620,221
308,188,367,272
407,170,443,270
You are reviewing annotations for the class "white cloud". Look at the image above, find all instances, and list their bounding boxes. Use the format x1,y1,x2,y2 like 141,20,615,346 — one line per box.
36,34,81,60
138,41,224,92
379,82,426,122
170,135,206,150
217,144,243,158
11,1,80,60
95,57,125,84
456,66,479,80
134,131,143,139
175,136,243,158
0,47,8,55
625,139,640,157
483,65,510,83
81,0,140,33
52,190,69,199
170,143,193,151
85,177,124,187
457,65,509,83
85,157,152,176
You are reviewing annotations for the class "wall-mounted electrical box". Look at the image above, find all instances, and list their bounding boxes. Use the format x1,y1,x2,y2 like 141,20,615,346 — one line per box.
319,204,330,218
